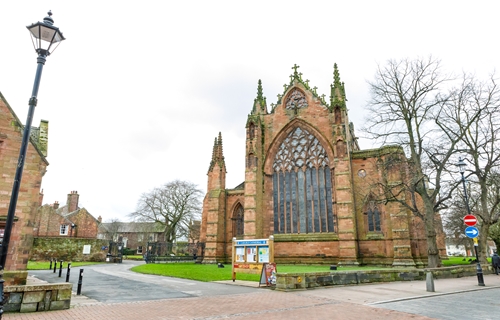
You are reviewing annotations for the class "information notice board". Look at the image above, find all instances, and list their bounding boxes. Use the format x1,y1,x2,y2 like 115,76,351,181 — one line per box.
232,236,274,282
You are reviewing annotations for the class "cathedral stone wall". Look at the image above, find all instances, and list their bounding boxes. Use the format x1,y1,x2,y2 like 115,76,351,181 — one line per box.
0,92,48,276
199,65,445,266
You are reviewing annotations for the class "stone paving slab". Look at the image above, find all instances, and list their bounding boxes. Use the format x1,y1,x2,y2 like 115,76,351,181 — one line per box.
297,273,500,305
7,264,500,319
4,291,433,320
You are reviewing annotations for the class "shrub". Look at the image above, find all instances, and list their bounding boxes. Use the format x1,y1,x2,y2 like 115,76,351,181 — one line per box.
122,248,136,255
89,252,106,262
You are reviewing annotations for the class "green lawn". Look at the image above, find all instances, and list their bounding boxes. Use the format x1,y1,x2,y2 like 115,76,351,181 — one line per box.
29,257,491,281
133,257,496,282
27,261,103,270
131,263,391,282
123,255,145,260
442,256,492,266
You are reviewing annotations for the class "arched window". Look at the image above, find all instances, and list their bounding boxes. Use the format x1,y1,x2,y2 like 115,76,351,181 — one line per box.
272,127,334,234
366,201,381,232
233,204,244,237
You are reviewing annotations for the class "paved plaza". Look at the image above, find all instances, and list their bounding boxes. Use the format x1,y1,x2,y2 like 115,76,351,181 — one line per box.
4,261,500,320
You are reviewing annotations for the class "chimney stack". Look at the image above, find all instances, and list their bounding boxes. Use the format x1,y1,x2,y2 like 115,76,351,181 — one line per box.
97,216,102,223
53,201,59,209
67,191,79,212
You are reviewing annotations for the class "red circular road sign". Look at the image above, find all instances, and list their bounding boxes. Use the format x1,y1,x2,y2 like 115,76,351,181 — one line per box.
464,215,477,226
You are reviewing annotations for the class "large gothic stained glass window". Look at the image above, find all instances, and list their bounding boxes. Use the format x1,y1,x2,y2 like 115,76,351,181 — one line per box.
272,127,335,234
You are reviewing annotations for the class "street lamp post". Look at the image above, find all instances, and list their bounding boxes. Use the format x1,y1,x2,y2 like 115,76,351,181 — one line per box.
457,157,485,286
0,11,65,318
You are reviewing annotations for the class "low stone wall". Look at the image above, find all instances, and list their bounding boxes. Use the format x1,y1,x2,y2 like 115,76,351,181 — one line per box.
31,237,109,262
4,283,72,312
275,265,490,291
4,270,29,286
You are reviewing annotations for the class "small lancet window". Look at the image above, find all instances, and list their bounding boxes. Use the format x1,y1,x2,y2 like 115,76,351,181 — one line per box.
366,201,381,232
233,204,244,237
248,123,255,140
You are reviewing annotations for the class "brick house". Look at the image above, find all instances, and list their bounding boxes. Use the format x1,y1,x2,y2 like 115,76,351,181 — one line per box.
98,222,165,254
35,191,100,239
199,65,446,266
0,92,48,278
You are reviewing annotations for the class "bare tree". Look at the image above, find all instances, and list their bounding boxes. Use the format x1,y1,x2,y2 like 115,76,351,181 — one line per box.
130,180,202,244
442,194,475,256
453,75,500,263
363,57,482,267
102,218,123,241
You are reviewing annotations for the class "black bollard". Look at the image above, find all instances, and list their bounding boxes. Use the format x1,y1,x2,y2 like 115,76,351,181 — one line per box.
65,262,71,282
49,258,52,270
77,269,84,295
53,260,57,273
58,261,63,277
0,269,4,320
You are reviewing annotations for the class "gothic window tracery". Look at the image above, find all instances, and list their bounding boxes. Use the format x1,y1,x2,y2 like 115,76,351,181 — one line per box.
272,127,334,234
233,204,244,237
285,89,308,110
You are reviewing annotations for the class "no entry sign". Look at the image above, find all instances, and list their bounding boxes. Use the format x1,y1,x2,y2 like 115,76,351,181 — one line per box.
464,215,477,226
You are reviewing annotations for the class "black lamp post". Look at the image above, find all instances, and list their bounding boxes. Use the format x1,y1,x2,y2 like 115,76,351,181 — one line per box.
457,157,485,286
0,11,65,318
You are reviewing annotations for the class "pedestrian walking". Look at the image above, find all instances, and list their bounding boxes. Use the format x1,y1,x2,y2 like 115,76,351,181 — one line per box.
492,252,500,275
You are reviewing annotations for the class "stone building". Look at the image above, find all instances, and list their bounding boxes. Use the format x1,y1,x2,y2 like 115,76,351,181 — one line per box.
0,92,48,277
98,222,165,254
199,64,446,266
35,191,100,239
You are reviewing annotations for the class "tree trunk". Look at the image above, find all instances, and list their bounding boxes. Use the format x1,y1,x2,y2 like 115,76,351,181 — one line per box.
425,214,441,268
422,193,441,268
478,222,489,265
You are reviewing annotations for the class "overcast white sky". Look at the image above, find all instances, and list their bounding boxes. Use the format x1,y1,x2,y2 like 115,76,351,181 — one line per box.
1,1,499,222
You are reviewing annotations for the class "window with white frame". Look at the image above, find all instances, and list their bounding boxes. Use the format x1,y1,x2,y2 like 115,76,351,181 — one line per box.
60,224,68,235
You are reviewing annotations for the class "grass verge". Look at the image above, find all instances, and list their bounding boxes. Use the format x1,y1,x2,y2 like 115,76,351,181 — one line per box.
131,263,391,282
27,261,103,270
442,256,492,266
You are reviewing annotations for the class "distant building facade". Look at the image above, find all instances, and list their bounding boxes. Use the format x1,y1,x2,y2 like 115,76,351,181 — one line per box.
35,191,100,239
199,65,446,266
98,222,165,254
0,92,48,275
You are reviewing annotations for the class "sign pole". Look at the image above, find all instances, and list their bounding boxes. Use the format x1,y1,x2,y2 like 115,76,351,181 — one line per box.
232,237,236,282
462,214,484,286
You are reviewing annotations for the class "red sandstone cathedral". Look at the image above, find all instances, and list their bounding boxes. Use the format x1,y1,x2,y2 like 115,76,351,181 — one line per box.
199,65,445,266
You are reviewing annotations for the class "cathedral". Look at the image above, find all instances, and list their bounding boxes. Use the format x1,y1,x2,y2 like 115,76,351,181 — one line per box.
199,64,445,267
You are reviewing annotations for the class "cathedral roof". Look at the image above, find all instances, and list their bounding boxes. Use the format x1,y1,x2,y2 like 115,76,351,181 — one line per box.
0,91,49,164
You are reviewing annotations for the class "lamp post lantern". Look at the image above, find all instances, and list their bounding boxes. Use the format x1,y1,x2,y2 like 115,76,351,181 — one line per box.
0,11,65,318
457,157,485,286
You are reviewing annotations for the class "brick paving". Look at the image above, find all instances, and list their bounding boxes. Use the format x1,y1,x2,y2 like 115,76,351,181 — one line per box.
4,290,433,320
5,264,500,320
